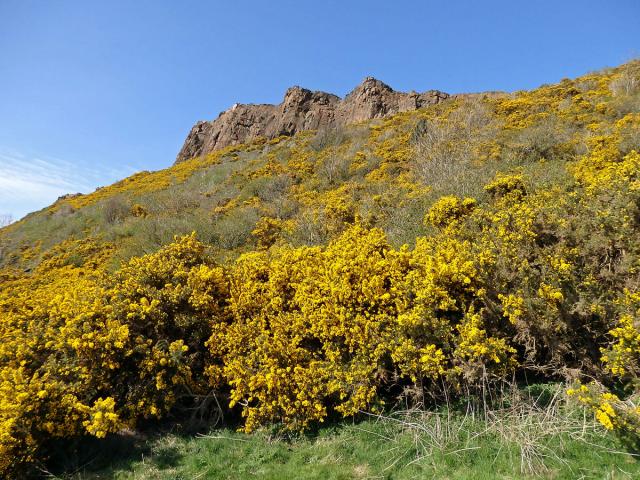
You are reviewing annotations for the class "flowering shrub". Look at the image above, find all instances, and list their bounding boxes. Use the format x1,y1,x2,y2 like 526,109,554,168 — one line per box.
0,234,227,477
602,291,640,378
208,225,407,431
454,309,517,380
0,60,639,476
208,223,521,431
251,217,290,249
484,172,527,200
0,239,114,476
570,291,640,438
425,196,477,229
131,203,148,217
568,384,640,438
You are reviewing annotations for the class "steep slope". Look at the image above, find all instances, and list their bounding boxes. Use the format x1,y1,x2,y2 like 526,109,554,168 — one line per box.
175,77,449,163
0,61,639,478
1,61,638,271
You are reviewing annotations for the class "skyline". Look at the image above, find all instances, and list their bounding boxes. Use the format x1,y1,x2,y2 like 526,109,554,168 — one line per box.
1,0,639,220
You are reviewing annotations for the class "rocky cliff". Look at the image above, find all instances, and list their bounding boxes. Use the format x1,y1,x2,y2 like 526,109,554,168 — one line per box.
175,77,449,163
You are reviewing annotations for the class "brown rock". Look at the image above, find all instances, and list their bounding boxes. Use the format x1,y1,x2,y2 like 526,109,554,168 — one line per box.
175,78,449,163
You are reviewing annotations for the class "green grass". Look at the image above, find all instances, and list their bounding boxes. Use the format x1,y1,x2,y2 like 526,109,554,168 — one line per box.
54,396,639,480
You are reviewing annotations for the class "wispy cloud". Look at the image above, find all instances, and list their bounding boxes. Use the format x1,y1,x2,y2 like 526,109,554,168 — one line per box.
0,148,140,221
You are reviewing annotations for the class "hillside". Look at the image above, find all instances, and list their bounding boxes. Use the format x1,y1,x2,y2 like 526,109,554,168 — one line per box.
1,60,639,478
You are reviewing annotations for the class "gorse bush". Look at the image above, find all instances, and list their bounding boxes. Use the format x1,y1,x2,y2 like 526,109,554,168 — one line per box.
0,60,639,477
0,236,227,477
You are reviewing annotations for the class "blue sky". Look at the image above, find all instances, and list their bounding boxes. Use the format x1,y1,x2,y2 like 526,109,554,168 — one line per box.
0,1,638,221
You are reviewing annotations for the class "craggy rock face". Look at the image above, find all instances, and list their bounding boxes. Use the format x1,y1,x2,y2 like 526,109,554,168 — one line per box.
175,78,449,163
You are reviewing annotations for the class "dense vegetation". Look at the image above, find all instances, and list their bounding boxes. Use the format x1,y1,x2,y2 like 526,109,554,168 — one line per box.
1,61,639,478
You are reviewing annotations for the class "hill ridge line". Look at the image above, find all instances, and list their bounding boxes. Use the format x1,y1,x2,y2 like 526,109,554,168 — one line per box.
175,77,450,163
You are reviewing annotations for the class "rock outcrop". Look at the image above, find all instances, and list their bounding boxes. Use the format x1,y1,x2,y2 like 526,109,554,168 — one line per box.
175,78,449,163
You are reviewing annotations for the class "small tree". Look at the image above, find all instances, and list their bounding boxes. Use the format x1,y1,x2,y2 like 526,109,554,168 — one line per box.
0,214,12,227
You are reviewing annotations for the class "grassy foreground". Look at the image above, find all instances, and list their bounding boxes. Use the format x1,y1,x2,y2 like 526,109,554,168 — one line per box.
54,389,638,480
